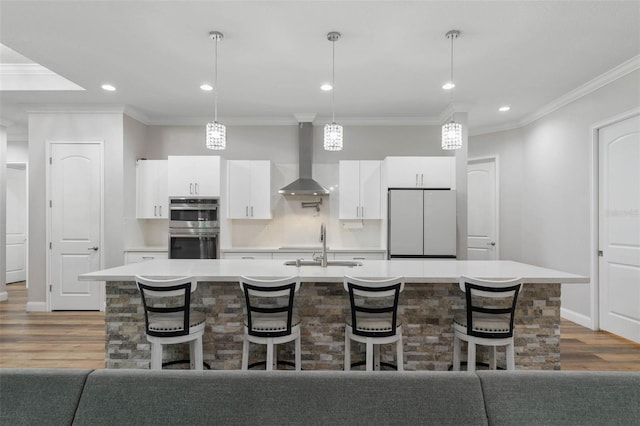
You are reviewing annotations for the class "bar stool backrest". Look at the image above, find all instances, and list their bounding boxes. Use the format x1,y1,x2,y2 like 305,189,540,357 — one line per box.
343,276,404,338
459,276,523,339
135,275,197,338
239,276,300,339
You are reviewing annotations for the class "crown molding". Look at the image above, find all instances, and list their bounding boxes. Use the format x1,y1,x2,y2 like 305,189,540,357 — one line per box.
26,104,126,115
518,55,640,128
0,63,53,75
470,121,522,137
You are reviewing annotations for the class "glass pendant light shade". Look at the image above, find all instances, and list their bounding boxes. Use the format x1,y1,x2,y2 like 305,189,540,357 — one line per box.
323,122,343,151
441,121,462,150
206,121,226,150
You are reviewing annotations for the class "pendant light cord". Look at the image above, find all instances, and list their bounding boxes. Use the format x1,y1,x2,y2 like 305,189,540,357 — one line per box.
331,38,336,123
214,35,219,123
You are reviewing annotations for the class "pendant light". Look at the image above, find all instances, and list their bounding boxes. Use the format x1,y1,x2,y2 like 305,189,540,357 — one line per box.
442,30,462,150
324,31,343,151
206,31,226,150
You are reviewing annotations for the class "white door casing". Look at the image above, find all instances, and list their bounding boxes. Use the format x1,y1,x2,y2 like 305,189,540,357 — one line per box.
6,164,27,283
467,158,498,260
48,141,103,310
598,115,640,343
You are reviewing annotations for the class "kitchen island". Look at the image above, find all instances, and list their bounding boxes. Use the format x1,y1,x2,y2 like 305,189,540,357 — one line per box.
80,259,587,370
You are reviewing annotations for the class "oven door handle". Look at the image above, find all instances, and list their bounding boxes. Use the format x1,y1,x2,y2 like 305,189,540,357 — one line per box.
170,233,218,238
169,206,218,211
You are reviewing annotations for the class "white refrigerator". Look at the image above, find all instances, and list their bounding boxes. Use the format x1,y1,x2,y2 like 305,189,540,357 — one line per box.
387,189,457,258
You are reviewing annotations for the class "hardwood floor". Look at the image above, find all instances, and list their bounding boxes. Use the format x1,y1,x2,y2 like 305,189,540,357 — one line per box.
1,282,639,370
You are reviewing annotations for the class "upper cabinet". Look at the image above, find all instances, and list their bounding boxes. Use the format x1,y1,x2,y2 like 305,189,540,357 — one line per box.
228,160,272,219
385,156,455,189
136,160,168,219
168,156,221,197
339,160,382,219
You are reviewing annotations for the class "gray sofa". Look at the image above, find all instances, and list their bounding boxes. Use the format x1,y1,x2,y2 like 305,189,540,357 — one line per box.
1,369,638,425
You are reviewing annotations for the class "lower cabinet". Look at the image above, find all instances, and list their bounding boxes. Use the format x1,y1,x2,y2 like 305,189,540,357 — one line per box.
124,251,168,264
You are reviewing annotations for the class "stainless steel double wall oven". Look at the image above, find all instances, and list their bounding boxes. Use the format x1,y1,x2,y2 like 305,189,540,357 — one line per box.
168,197,219,259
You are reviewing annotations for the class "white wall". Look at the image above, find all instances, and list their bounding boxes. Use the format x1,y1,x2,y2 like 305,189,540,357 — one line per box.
469,69,640,325
0,126,7,301
7,140,28,163
27,112,124,309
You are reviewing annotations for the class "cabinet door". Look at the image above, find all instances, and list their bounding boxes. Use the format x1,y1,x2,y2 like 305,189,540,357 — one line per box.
339,161,361,219
167,156,195,196
228,160,253,218
419,157,454,189
359,161,381,219
193,156,221,196
136,161,158,218
156,161,168,218
125,251,168,264
249,160,272,219
385,157,423,188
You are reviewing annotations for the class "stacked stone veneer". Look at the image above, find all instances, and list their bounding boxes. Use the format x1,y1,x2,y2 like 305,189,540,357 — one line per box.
105,281,561,370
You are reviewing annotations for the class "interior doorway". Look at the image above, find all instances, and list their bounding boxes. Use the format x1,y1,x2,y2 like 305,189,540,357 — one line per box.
597,113,640,343
467,157,498,260
6,163,27,284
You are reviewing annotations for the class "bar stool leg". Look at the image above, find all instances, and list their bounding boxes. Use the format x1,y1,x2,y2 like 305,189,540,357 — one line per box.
193,337,203,371
295,334,301,371
266,339,274,371
453,335,461,371
489,346,497,370
373,344,380,371
151,343,163,370
506,342,515,370
467,342,476,372
241,338,250,370
344,331,351,371
366,340,374,371
396,336,404,372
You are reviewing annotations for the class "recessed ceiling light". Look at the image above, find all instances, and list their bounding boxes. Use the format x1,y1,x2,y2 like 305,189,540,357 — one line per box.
442,82,455,90
499,106,511,112
320,83,332,91
200,84,213,91
101,84,116,91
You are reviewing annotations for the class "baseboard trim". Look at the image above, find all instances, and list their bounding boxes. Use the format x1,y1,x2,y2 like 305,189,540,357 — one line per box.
26,301,47,312
561,307,593,329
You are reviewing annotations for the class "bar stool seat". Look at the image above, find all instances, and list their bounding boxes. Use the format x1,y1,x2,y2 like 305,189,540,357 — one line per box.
239,276,301,371
135,275,206,370
343,275,405,372
452,276,523,372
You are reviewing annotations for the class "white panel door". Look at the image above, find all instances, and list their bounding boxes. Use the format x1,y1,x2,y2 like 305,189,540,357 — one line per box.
467,159,497,260
6,165,27,283
599,115,640,343
50,142,102,310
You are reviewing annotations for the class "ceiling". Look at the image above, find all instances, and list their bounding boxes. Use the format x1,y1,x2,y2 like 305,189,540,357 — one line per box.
1,1,639,138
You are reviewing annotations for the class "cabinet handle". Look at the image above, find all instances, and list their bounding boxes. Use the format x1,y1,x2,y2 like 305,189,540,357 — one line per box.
241,256,255,259
421,173,424,187
360,206,364,217
356,206,359,217
195,183,199,195
353,257,366,260
416,174,419,187
246,206,249,217
251,206,254,217
154,206,157,217
190,183,193,195
159,206,162,216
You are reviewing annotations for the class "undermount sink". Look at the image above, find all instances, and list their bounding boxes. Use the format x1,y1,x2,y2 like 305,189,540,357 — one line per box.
283,259,362,267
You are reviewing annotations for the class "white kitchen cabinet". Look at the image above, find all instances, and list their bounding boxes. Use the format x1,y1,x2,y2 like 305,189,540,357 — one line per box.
339,160,382,219
168,155,221,197
385,156,455,189
136,160,168,219
228,160,272,219
124,250,168,264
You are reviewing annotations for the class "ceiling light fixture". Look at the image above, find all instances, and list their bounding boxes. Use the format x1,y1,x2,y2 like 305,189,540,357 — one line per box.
499,105,511,112
101,84,116,91
200,84,213,91
324,31,343,151
320,83,333,91
442,30,462,150
206,31,226,150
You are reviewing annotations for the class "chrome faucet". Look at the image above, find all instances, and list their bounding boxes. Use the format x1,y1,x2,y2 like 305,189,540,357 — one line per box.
319,223,328,267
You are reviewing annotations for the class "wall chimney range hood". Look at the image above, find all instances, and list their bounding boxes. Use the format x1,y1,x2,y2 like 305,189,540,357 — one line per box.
278,121,330,196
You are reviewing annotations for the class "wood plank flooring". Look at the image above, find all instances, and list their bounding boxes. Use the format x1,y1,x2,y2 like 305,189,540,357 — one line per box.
1,282,639,370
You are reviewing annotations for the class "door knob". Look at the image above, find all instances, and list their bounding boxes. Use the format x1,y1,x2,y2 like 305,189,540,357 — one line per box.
88,246,99,251
487,242,496,246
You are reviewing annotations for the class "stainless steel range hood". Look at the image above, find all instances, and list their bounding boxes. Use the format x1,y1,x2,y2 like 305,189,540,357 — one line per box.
278,122,330,196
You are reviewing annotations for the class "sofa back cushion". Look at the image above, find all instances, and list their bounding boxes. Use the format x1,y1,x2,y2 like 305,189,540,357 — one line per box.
0,368,91,426
73,370,488,425
477,371,640,426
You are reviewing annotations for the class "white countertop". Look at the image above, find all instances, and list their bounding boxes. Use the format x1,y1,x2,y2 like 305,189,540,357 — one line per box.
220,247,386,253
79,259,588,284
